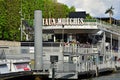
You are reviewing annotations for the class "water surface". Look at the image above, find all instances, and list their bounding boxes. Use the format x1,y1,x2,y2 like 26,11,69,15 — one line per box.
82,73,120,80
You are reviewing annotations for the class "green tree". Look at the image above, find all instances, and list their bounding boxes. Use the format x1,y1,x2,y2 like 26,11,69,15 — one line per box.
0,0,75,41
69,6,75,12
105,6,114,24
0,0,8,40
5,0,21,41
86,13,92,19
52,3,69,18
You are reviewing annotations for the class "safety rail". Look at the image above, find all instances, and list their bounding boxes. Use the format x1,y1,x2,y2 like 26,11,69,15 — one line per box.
1,42,118,55
63,47,99,54
42,18,120,34
43,59,120,73
25,18,120,35
42,18,119,27
63,44,99,54
26,18,118,26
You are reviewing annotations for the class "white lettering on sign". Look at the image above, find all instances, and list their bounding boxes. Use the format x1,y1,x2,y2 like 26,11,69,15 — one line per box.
43,18,84,26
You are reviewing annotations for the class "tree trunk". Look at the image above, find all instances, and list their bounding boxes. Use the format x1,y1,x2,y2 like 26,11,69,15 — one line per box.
109,14,112,24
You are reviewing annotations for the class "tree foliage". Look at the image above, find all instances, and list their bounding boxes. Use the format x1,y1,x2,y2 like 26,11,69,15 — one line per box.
69,6,76,12
0,0,7,40
86,13,92,19
0,0,75,41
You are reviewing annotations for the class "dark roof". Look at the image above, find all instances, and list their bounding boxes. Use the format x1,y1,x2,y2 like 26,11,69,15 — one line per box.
69,11,86,18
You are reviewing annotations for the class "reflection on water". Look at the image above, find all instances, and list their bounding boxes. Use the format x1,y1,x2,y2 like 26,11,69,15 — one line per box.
81,73,120,80
6,73,120,80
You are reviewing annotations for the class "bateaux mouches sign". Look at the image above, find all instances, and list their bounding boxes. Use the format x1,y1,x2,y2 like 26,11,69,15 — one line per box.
43,18,84,26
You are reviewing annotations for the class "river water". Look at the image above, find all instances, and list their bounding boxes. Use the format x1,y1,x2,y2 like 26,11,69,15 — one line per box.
7,73,120,80
82,73,120,80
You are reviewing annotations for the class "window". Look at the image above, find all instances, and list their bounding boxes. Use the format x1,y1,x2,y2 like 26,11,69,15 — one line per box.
50,55,58,63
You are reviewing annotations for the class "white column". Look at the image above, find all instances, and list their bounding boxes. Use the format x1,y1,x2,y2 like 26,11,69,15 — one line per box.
54,35,56,42
34,10,43,70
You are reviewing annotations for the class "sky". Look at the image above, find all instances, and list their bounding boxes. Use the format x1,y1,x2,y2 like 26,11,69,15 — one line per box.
58,0,120,20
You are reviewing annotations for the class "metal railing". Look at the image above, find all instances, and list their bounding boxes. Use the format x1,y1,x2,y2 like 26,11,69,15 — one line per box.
43,59,120,73
42,18,119,27
42,18,120,34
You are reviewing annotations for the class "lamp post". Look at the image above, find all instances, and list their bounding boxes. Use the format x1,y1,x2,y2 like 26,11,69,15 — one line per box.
62,24,64,72
62,24,64,52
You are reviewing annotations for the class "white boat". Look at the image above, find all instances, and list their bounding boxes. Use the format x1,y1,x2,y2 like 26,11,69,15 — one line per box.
1,16,120,79
0,48,31,74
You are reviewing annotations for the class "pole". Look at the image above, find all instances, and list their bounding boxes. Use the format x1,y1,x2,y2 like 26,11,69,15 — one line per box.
62,24,64,52
62,24,64,43
103,32,106,62
62,24,64,71
118,37,120,54
20,0,23,41
110,34,112,68
52,62,55,80
34,10,43,70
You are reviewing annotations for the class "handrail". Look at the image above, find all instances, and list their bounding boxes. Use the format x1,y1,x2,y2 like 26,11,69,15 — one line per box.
25,18,120,28
26,18,120,31
42,18,120,33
